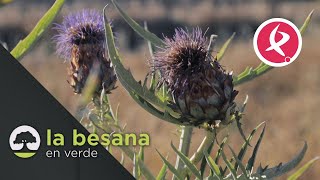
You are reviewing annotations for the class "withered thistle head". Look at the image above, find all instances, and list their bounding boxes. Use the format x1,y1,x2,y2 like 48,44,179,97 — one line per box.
53,9,116,95
153,28,238,126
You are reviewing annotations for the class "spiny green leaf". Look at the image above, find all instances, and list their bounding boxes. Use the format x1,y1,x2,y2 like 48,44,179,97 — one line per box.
139,146,144,162
156,149,184,180
103,7,184,125
203,150,221,178
120,152,125,165
134,148,156,180
133,153,141,179
111,0,165,47
221,150,237,179
129,91,182,125
299,10,314,34
200,141,214,176
137,156,156,180
144,22,158,92
233,10,313,86
11,0,65,60
287,157,319,180
156,163,168,180
216,32,235,61
215,135,228,164
236,67,252,80
235,122,265,172
235,112,249,147
240,95,249,113
258,142,308,178
228,146,249,179
171,142,202,179
246,124,266,173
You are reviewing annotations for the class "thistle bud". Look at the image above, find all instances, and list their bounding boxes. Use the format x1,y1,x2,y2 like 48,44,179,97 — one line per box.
153,28,238,126
53,9,116,95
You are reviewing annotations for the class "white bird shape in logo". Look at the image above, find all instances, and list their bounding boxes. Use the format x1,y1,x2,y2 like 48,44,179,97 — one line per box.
265,24,290,56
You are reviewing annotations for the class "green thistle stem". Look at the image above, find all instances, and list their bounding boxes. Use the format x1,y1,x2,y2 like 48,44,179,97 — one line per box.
174,126,193,174
190,130,215,164
179,130,215,178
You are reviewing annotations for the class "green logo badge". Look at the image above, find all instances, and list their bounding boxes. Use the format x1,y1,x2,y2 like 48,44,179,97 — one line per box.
9,125,41,158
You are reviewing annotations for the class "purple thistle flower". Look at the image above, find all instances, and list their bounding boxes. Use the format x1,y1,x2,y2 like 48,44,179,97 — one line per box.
152,28,238,126
153,28,209,89
53,9,105,60
53,9,116,96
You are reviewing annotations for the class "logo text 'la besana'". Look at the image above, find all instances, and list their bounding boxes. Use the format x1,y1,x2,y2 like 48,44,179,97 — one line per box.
46,129,150,147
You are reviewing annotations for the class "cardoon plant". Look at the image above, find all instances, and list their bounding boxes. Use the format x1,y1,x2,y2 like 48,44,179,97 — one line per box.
101,1,317,179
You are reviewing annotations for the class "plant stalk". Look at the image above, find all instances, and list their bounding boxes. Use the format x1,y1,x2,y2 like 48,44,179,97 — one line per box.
174,125,193,179
190,130,215,164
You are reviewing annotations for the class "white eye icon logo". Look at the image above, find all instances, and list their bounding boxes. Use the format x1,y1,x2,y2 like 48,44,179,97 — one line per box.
265,24,290,57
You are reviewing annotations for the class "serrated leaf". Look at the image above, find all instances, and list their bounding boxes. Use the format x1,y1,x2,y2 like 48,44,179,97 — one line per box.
216,32,235,61
234,10,313,86
215,135,228,164
257,142,308,178
287,157,319,180
171,142,202,179
228,146,249,179
156,149,184,180
235,112,249,147
246,124,266,173
221,150,237,179
11,0,65,60
144,22,158,92
235,122,265,172
129,91,183,125
203,150,221,178
156,163,168,180
111,0,165,47
103,7,184,125
200,141,214,176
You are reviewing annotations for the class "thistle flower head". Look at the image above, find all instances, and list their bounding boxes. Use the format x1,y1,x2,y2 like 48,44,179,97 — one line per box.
53,9,116,95
53,9,105,60
153,28,238,126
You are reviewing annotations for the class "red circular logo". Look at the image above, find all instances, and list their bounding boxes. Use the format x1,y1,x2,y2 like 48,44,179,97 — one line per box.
253,18,302,67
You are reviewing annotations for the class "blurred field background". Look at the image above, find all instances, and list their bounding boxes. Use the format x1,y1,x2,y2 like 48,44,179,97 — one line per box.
1,0,320,179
